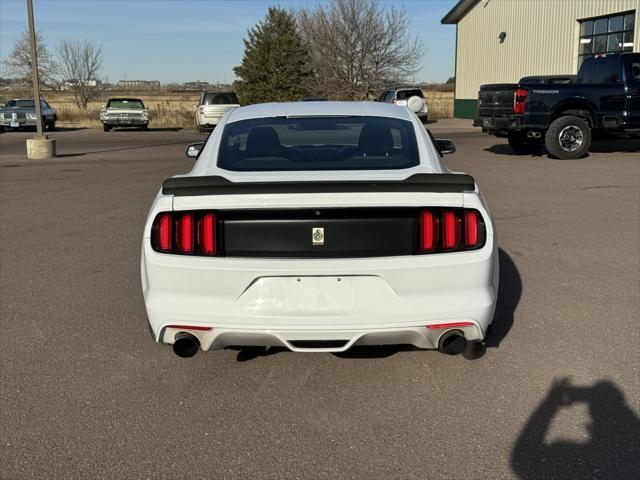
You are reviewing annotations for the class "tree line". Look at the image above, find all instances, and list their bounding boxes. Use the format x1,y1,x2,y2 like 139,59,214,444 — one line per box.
2,0,424,109
2,31,103,110
234,0,424,104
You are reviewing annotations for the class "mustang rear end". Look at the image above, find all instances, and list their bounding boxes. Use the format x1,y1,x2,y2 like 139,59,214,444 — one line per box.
141,102,498,357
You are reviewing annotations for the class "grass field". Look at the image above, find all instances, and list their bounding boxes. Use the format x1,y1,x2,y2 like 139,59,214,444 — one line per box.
1,90,454,129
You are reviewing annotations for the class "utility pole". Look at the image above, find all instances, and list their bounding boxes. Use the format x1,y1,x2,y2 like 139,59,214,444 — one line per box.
27,0,43,137
25,0,55,158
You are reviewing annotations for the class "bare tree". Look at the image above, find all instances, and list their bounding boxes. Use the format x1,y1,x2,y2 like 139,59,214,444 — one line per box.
1,30,58,88
58,39,103,110
298,0,423,100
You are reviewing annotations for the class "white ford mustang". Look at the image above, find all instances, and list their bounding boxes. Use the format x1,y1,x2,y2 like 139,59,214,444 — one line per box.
141,101,499,358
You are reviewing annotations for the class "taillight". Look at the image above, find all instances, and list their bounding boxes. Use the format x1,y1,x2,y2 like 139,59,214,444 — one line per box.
418,209,485,253
177,213,195,253
419,211,439,252
513,88,528,114
442,210,461,250
464,211,479,247
155,213,173,252
198,213,217,255
151,211,220,256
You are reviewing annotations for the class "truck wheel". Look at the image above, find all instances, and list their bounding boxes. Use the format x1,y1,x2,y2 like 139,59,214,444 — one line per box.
198,125,206,133
507,132,543,154
103,125,111,132
545,115,591,159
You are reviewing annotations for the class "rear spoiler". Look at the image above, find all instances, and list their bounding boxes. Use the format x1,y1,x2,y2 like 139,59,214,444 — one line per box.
162,173,476,196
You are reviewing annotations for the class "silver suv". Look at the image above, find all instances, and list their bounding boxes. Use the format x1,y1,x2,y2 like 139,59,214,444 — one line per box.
377,88,428,123
195,91,240,132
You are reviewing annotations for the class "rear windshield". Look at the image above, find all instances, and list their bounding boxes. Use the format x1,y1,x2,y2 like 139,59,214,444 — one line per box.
203,92,239,105
396,89,424,100
218,116,419,171
4,100,35,108
106,99,145,109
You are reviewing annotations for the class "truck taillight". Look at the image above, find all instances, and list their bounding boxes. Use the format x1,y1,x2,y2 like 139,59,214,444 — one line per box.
151,211,220,256
418,209,485,253
513,88,528,114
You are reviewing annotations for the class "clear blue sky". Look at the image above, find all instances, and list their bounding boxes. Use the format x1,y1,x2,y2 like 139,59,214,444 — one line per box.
0,0,457,84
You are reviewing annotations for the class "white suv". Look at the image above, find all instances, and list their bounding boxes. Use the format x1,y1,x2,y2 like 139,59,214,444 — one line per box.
378,88,428,123
195,91,240,132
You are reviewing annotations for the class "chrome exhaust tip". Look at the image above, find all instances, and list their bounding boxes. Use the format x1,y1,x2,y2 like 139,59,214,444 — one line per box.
438,330,467,355
173,332,200,358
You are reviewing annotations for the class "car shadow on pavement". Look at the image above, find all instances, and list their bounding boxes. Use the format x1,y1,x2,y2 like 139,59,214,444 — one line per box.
484,144,546,157
485,248,521,349
485,136,639,158
511,377,640,480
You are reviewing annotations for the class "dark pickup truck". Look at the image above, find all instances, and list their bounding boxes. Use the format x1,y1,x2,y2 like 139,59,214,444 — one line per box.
475,52,640,159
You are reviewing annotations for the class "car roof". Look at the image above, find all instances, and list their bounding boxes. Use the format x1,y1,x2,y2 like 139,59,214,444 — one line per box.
226,101,414,123
107,97,144,102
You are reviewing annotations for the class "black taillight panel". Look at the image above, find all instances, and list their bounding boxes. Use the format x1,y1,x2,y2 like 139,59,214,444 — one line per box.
150,208,486,257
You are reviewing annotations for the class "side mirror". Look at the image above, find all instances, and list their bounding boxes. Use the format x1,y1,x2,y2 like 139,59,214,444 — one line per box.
435,139,456,155
186,142,204,158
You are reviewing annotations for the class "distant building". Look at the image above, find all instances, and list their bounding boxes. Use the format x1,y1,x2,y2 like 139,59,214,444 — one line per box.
117,80,161,90
442,0,639,118
181,81,211,90
61,79,101,90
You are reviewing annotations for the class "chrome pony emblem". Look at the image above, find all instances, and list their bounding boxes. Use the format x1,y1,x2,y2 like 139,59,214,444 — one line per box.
312,227,324,246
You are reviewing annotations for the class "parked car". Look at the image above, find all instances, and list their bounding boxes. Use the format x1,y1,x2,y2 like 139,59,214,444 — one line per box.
195,91,240,132
0,99,56,131
100,98,149,131
141,101,498,359
475,52,640,159
377,87,429,123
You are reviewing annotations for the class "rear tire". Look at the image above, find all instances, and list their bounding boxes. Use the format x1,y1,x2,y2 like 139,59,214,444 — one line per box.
545,115,591,159
507,131,543,154
198,125,206,133
103,125,112,132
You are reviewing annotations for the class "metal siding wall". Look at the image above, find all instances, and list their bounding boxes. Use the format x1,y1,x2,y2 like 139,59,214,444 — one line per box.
455,0,640,102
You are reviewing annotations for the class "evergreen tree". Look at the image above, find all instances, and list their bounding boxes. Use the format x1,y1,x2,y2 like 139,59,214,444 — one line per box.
234,7,312,104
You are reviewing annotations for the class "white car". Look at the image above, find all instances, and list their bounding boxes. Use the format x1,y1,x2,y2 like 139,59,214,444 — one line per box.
141,101,498,358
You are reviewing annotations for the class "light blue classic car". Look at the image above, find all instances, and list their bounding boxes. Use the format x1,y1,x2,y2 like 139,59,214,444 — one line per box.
0,99,57,131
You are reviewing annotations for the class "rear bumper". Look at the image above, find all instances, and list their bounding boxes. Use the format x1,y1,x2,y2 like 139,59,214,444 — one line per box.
102,119,148,126
141,235,499,352
0,119,36,128
474,115,523,131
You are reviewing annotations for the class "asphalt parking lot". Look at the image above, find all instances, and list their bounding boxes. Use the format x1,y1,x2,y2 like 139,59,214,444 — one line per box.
1,122,638,479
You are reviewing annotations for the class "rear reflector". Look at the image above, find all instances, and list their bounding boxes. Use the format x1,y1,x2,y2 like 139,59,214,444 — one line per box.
426,322,474,330
418,208,485,253
166,324,213,332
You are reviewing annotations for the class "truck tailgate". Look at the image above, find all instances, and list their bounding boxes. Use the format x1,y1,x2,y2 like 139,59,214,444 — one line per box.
478,84,516,117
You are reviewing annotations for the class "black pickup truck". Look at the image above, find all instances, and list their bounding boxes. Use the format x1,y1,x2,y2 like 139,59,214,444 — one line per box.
475,52,640,159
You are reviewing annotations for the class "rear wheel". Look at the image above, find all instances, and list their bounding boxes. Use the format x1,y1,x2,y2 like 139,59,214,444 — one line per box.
507,131,543,154
103,125,112,132
545,115,591,159
198,125,206,133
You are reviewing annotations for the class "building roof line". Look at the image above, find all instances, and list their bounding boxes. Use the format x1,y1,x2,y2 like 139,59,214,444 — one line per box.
441,0,480,24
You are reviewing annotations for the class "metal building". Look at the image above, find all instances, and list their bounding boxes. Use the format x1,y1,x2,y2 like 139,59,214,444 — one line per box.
441,0,639,118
